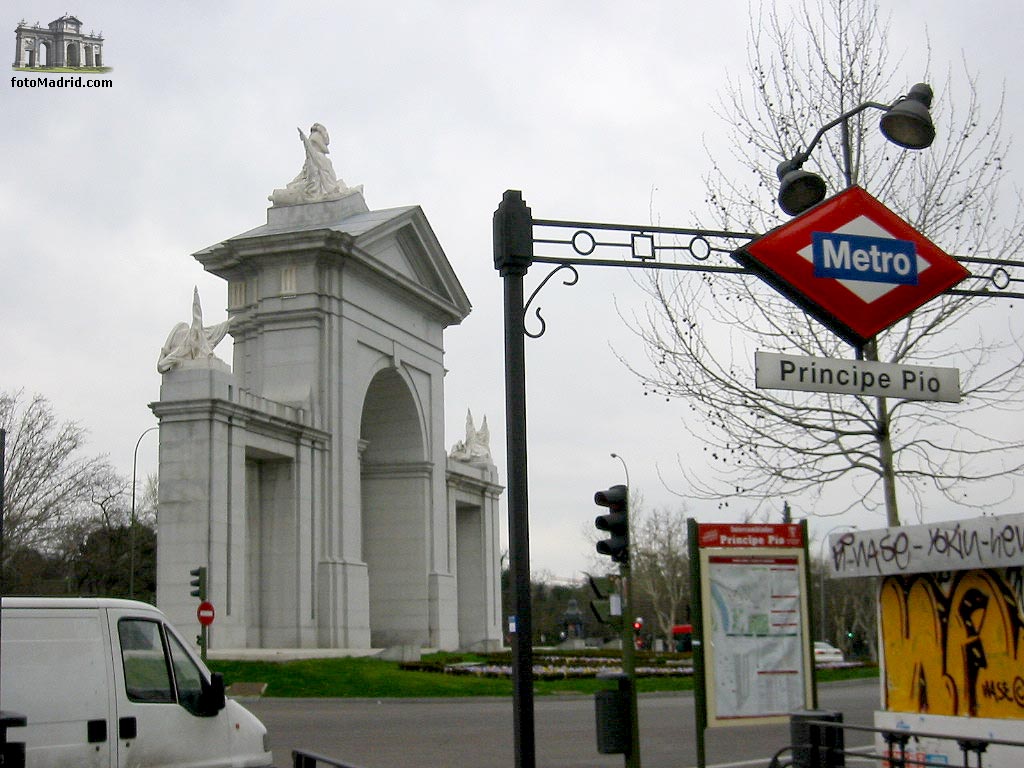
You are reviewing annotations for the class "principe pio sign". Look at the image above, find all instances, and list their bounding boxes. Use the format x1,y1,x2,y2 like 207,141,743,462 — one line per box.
755,351,961,402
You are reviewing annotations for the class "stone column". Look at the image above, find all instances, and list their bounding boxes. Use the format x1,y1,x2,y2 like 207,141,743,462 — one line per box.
151,360,235,646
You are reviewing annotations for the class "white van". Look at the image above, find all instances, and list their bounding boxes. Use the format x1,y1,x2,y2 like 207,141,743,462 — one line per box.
1,597,273,767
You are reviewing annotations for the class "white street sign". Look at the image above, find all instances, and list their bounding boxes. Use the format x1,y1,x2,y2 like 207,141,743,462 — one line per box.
755,351,960,402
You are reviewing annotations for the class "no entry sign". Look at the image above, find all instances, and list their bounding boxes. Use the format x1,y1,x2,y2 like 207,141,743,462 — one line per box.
734,186,969,346
197,601,215,626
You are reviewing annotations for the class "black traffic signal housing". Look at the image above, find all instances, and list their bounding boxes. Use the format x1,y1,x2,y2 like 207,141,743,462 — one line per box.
189,566,207,601
594,484,629,564
586,573,621,627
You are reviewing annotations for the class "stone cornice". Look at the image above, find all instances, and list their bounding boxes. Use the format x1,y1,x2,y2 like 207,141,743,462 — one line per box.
149,395,330,446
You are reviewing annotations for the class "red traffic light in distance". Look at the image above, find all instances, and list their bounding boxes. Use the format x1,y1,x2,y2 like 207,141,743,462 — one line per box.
594,484,629,564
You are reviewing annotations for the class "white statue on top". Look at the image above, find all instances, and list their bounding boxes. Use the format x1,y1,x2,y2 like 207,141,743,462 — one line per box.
269,123,356,206
157,287,232,373
450,409,492,463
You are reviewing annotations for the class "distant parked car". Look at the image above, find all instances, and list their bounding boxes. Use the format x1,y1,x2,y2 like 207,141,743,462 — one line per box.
814,641,845,664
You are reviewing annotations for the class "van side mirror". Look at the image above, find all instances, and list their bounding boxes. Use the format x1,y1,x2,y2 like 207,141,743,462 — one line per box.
199,672,227,716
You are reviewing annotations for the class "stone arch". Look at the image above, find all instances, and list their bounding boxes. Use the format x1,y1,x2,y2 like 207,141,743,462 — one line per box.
359,366,430,647
36,40,50,67
65,41,79,67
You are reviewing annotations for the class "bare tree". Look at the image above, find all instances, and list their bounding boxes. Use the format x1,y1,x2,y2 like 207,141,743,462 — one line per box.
630,505,690,645
627,0,1024,525
1,390,111,559
826,576,878,661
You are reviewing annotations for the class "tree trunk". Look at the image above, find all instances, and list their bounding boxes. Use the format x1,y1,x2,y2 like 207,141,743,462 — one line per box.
865,339,901,527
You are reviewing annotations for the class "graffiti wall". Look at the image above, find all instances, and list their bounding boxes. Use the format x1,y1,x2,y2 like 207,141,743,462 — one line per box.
879,567,1024,718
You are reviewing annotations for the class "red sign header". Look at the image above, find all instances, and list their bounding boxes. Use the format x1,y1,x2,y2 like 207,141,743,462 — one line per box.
697,523,804,549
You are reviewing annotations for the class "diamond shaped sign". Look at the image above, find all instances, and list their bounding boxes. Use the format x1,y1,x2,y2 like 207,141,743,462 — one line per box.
733,186,969,346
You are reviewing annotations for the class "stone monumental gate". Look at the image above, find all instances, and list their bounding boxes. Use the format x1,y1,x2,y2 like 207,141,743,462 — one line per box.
151,125,503,652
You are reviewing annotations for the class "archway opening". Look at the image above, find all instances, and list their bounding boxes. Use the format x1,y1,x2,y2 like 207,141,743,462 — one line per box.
245,449,298,648
360,367,429,647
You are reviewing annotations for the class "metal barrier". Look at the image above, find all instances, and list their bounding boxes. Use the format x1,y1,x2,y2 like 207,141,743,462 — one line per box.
771,711,1024,768
292,749,368,768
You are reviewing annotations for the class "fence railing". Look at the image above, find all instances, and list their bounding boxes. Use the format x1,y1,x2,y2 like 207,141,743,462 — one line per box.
774,711,1024,768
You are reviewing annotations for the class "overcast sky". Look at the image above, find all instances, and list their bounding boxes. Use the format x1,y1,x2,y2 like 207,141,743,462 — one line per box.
4,1,1023,580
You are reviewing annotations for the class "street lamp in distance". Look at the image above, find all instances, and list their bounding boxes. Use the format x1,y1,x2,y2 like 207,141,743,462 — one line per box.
129,425,159,599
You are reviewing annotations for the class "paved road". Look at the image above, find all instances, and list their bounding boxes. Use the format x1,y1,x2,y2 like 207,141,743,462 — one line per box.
244,678,880,768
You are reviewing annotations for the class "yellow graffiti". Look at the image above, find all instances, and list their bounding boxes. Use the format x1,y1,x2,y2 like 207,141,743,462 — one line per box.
880,568,1024,719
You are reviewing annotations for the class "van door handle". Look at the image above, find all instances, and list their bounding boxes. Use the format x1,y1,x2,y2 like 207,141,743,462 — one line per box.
118,716,137,740
87,719,107,743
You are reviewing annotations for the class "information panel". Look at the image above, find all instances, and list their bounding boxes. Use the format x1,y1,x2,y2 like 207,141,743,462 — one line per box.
697,523,812,727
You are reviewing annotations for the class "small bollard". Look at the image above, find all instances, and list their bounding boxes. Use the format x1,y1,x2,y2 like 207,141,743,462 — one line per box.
594,672,631,755
790,709,844,768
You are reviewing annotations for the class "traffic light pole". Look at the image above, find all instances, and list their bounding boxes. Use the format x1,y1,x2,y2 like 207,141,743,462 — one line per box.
189,566,209,662
618,561,641,768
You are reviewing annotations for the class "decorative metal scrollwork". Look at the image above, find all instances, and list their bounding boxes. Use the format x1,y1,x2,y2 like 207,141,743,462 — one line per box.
950,257,1024,300
531,217,756,271
523,263,579,339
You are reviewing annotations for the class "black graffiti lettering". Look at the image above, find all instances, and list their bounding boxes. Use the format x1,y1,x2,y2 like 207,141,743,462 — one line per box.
929,525,955,556
833,531,909,573
928,524,982,562
881,532,911,570
981,679,1010,702
981,677,1024,709
989,525,1024,559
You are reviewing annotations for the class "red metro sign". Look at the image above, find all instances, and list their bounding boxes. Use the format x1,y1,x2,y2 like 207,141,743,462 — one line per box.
733,186,969,346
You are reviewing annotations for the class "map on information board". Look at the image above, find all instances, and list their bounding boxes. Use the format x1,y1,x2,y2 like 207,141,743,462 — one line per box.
706,554,806,721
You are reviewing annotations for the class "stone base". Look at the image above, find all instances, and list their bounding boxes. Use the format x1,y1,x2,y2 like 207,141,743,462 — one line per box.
266,188,368,229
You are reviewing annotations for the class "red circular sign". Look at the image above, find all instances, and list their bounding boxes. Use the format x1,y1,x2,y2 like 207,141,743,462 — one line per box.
197,601,215,626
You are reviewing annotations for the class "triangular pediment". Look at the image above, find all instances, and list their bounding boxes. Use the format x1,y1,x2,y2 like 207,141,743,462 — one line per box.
195,193,472,326
355,208,466,314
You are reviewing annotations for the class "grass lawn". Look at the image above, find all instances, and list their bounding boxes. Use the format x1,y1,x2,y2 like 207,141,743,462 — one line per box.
209,654,879,698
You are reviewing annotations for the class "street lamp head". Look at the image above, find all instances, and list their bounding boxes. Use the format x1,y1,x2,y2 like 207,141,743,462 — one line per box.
776,157,827,217
879,83,935,150
777,81,936,216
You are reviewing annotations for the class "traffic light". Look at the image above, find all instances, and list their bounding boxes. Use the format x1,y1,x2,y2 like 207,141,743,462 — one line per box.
586,573,621,627
594,484,629,564
189,566,207,601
